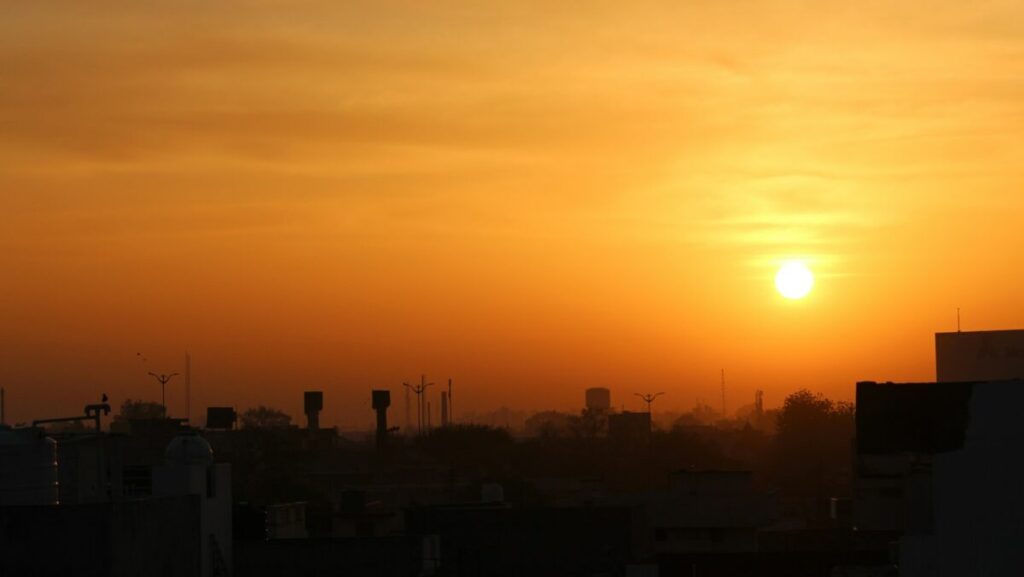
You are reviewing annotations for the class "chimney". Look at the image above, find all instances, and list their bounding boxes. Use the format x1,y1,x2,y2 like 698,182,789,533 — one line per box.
304,391,323,431
440,392,449,427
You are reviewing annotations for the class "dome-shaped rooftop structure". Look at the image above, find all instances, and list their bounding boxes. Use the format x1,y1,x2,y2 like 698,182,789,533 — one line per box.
165,432,213,466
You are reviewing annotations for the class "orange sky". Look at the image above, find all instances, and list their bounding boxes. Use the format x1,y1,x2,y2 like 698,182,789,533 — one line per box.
2,1,1023,428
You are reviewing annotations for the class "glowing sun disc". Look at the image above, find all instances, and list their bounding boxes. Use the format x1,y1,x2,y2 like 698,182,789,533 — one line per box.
775,261,814,299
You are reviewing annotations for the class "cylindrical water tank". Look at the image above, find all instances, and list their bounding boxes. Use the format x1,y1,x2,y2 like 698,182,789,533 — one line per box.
0,427,59,506
585,387,611,412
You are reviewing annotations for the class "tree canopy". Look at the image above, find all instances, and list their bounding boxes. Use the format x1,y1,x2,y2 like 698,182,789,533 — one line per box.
240,405,292,429
769,389,855,505
114,398,166,421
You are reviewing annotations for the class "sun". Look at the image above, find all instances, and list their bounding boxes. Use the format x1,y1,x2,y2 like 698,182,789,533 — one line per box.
775,261,814,299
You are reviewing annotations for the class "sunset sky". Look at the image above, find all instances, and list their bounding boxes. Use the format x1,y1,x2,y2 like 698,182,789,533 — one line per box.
3,1,1023,428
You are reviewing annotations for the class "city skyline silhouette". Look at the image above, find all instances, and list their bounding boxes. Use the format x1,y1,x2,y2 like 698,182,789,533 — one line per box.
2,3,1023,575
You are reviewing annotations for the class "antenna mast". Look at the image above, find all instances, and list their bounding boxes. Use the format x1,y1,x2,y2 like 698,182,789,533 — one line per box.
185,352,191,424
448,378,453,425
720,369,726,418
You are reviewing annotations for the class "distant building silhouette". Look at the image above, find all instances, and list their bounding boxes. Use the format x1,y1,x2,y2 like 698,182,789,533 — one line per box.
205,407,237,430
608,411,651,445
645,470,773,554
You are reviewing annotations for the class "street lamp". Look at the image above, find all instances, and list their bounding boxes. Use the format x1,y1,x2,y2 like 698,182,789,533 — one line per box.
148,372,179,417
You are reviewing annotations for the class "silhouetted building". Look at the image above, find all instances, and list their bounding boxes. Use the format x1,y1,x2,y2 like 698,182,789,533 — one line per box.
608,411,651,445
206,407,237,430
0,495,205,577
0,427,58,506
936,329,1024,382
620,470,774,555
234,536,419,577
405,503,645,577
855,380,1024,577
0,430,231,577
153,433,232,577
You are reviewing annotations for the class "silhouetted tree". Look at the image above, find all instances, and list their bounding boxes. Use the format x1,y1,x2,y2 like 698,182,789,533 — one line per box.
240,406,292,429
114,398,166,421
524,411,574,438
769,389,855,515
575,408,608,439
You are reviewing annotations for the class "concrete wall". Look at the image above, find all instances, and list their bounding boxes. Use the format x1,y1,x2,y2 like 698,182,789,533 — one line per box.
902,381,1024,577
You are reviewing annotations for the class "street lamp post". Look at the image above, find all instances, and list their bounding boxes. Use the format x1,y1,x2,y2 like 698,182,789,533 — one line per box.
148,372,179,417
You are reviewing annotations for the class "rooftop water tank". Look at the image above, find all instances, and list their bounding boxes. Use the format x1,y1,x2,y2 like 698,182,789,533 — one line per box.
0,427,59,506
585,387,612,412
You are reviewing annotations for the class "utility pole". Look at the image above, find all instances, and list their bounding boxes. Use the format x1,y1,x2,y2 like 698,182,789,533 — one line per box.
635,391,665,441
403,375,434,435
405,386,411,434
635,391,665,489
148,372,179,417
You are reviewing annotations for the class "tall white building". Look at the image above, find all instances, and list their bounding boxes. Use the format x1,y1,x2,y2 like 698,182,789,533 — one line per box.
153,433,233,577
